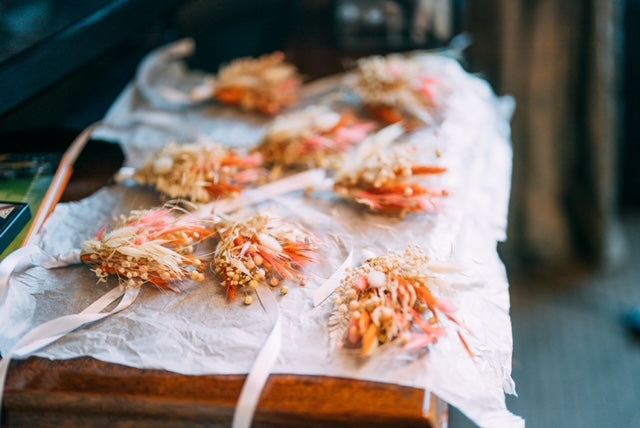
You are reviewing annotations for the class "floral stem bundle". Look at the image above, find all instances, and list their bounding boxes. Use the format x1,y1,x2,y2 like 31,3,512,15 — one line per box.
213,214,319,304
334,131,448,216
256,106,377,170
81,207,215,290
135,141,267,202
351,54,445,129
331,247,471,358
213,51,302,115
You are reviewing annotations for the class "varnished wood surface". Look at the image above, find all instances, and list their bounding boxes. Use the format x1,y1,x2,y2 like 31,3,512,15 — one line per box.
3,356,437,427
2,138,442,427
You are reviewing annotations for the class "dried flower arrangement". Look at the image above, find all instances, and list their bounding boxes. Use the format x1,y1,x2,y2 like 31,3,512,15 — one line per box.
213,213,319,305
255,105,377,170
351,54,445,129
330,246,471,358
81,207,215,290
213,51,302,115
333,126,448,216
134,141,267,202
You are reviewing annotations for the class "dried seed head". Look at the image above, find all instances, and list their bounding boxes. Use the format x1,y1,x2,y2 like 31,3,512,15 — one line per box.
331,246,460,357
81,207,213,290
134,142,266,202
213,213,319,304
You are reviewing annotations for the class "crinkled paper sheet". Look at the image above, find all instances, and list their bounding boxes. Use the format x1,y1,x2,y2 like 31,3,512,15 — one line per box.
0,51,523,427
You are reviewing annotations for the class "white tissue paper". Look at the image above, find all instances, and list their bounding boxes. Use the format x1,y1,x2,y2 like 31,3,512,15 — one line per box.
0,42,523,427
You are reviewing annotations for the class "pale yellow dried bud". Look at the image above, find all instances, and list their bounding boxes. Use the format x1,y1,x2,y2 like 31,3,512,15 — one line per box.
364,298,378,312
280,285,289,295
244,295,253,305
190,271,205,282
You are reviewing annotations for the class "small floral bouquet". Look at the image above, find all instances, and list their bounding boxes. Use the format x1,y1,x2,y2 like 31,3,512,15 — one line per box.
255,105,377,170
334,127,447,216
351,54,445,129
213,213,320,304
81,207,215,290
330,246,471,358
134,141,267,202
213,51,302,115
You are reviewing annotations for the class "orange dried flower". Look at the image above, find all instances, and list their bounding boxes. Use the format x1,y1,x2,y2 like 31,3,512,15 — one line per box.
81,207,215,290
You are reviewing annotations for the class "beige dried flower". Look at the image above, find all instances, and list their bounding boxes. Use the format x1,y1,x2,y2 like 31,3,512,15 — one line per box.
213,213,319,303
352,54,443,129
135,141,267,203
214,51,302,115
256,105,377,170
334,133,447,216
81,207,215,290
330,246,471,357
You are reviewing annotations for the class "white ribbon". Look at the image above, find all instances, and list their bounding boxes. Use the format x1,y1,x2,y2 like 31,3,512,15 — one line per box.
231,243,354,426
0,245,80,301
198,169,328,217
0,286,138,422
232,286,281,428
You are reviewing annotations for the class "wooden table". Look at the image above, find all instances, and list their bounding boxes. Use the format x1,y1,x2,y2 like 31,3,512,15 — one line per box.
1,139,446,427
4,357,445,427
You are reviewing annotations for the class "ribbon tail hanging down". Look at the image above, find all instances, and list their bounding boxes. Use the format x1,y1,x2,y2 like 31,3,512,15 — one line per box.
231,286,282,428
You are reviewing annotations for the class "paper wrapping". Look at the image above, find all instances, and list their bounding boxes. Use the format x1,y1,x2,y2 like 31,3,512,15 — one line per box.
0,46,523,427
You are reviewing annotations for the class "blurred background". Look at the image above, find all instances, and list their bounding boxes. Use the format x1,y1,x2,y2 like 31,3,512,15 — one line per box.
0,0,638,426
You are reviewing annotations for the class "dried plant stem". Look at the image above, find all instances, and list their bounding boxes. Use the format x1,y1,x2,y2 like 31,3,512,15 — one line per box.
331,246,471,357
213,214,319,304
81,207,215,290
